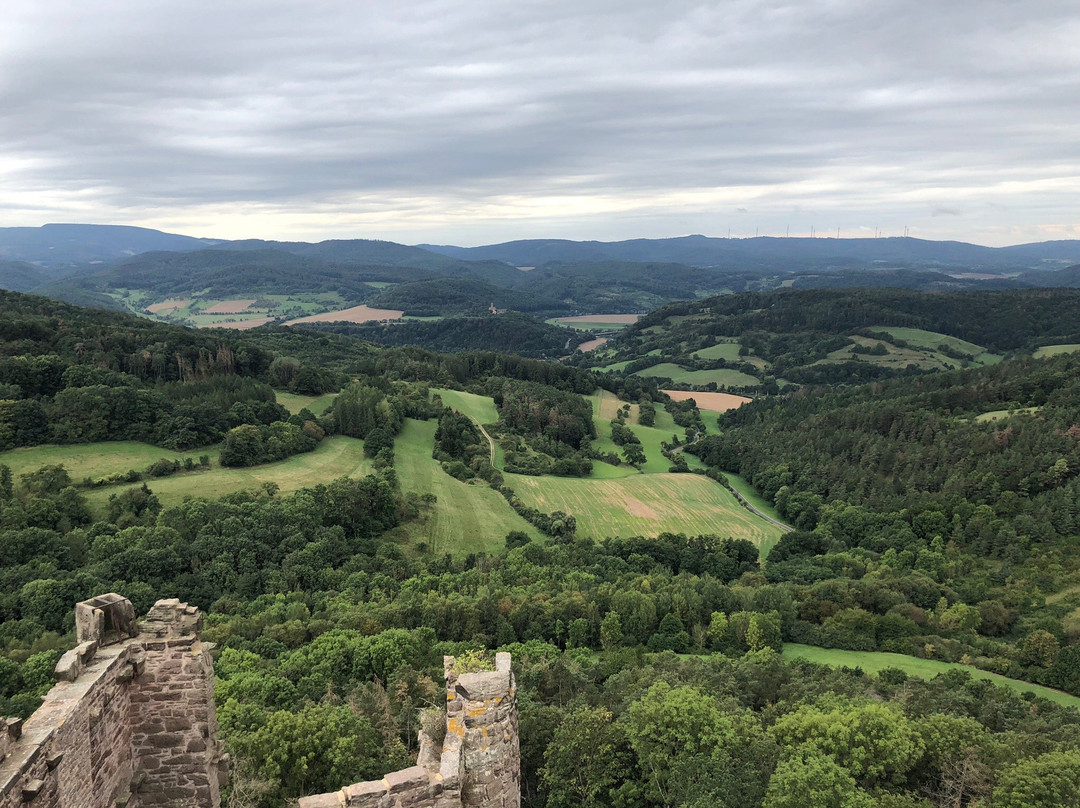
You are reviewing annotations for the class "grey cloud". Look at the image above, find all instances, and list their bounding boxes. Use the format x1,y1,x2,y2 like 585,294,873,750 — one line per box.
0,0,1078,243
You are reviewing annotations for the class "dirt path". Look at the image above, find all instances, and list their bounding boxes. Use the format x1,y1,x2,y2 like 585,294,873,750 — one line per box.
723,484,793,532
475,421,496,466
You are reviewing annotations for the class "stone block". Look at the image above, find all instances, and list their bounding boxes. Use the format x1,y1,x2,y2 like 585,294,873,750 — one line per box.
385,766,428,794
455,671,510,702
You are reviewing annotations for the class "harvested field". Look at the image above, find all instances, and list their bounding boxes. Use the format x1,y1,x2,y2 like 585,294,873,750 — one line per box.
203,299,255,314
284,304,405,326
510,472,783,548
146,299,189,313
201,317,274,330
664,390,751,412
577,337,608,352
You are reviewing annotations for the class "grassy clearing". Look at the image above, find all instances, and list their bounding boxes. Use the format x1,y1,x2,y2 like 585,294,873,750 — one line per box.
867,327,1002,367
782,643,1080,710
975,406,1042,423
275,391,338,416
83,437,373,515
431,388,504,467
0,441,215,485
1034,344,1080,359
510,472,783,547
692,342,742,361
390,419,542,555
635,363,760,388
433,389,499,426
588,391,705,476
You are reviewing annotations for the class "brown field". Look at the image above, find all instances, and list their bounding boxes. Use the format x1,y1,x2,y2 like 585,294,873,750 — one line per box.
578,337,608,352
664,389,752,412
202,317,274,330
203,299,255,314
284,304,405,326
146,299,189,313
556,314,641,325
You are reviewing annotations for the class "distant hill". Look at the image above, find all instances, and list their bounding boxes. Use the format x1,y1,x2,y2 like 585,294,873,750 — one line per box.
0,223,215,266
0,259,51,292
421,235,1080,271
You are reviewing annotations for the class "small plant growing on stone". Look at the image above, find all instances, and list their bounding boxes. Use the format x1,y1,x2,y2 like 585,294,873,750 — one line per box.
419,706,447,746
450,650,495,674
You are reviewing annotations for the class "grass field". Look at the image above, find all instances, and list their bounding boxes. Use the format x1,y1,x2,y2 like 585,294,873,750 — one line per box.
634,363,760,388
975,406,1042,423
83,436,373,515
726,473,784,523
0,441,215,484
691,342,743,361
511,472,783,546
549,314,640,331
1034,344,1080,358
275,391,338,416
588,390,706,476
782,643,1080,710
391,419,542,555
867,327,1002,366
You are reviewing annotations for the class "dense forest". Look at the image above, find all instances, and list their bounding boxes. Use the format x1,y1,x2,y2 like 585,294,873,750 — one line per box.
3,287,1080,806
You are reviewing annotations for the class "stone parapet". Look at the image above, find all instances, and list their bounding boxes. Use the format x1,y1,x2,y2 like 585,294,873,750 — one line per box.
0,596,223,808
299,653,519,808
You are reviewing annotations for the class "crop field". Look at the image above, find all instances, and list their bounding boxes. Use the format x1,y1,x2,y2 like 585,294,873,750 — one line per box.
577,337,608,352
82,436,373,514
285,304,405,325
549,314,641,331
275,390,339,416
664,390,750,413
1034,343,1080,358
0,441,215,484
782,644,1080,710
391,419,541,555
203,299,255,314
510,472,784,547
145,299,189,313
634,363,760,388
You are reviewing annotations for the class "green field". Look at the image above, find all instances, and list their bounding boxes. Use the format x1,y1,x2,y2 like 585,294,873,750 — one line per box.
0,441,215,484
588,390,706,476
782,643,1080,710
634,363,760,388
275,390,338,416
390,419,542,555
511,472,784,547
691,342,743,362
433,389,499,426
867,327,1002,366
975,406,1042,423
83,436,374,514
726,473,784,523
1034,343,1080,358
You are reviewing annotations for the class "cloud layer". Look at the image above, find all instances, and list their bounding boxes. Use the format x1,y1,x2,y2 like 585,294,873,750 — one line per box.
2,0,1078,245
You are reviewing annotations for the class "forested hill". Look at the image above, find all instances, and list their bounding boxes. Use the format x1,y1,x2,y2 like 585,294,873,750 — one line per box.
630,288,1080,351
575,288,1080,393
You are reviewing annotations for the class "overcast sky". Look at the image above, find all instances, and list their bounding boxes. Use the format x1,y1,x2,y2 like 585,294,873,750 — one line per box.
1,0,1078,246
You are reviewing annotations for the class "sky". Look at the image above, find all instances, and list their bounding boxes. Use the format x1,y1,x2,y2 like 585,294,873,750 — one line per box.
1,0,1078,247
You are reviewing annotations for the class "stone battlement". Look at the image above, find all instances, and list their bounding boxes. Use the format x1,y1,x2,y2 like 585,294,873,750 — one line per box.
0,595,224,808
299,653,520,808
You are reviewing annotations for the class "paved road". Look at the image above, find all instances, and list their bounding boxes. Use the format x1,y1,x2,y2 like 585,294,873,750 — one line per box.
724,484,794,532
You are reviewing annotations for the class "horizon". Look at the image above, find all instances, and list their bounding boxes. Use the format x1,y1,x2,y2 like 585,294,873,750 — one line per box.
3,221,1077,252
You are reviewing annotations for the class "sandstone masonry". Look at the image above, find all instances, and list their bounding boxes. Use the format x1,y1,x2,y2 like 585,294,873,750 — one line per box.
0,595,225,808
299,653,520,808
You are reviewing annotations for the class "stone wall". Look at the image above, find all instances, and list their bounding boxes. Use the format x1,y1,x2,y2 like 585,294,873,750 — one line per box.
299,653,520,808
0,595,224,808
